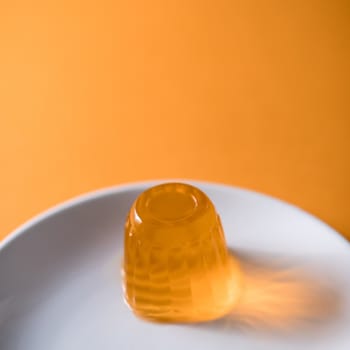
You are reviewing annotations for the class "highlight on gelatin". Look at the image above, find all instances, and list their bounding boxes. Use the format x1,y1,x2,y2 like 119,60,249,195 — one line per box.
122,182,243,323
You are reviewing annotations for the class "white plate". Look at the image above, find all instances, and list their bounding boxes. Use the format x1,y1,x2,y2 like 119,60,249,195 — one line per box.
1,181,350,350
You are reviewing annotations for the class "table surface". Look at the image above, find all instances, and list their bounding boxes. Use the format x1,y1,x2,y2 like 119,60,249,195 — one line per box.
1,0,349,241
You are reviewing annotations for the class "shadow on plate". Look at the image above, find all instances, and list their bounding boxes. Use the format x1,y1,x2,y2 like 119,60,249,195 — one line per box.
198,248,343,337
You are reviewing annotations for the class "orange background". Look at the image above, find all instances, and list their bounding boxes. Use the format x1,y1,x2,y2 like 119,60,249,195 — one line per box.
1,1,349,240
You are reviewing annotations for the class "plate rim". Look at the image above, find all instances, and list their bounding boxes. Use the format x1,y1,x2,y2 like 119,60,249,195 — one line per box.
1,179,347,253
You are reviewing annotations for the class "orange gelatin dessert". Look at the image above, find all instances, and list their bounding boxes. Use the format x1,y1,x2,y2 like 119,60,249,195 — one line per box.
122,182,241,323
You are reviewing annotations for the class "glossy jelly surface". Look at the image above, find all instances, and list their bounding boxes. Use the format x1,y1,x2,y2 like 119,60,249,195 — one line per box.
123,183,241,323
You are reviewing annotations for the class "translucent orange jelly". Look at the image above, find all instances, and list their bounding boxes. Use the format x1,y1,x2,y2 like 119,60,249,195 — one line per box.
123,183,241,323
